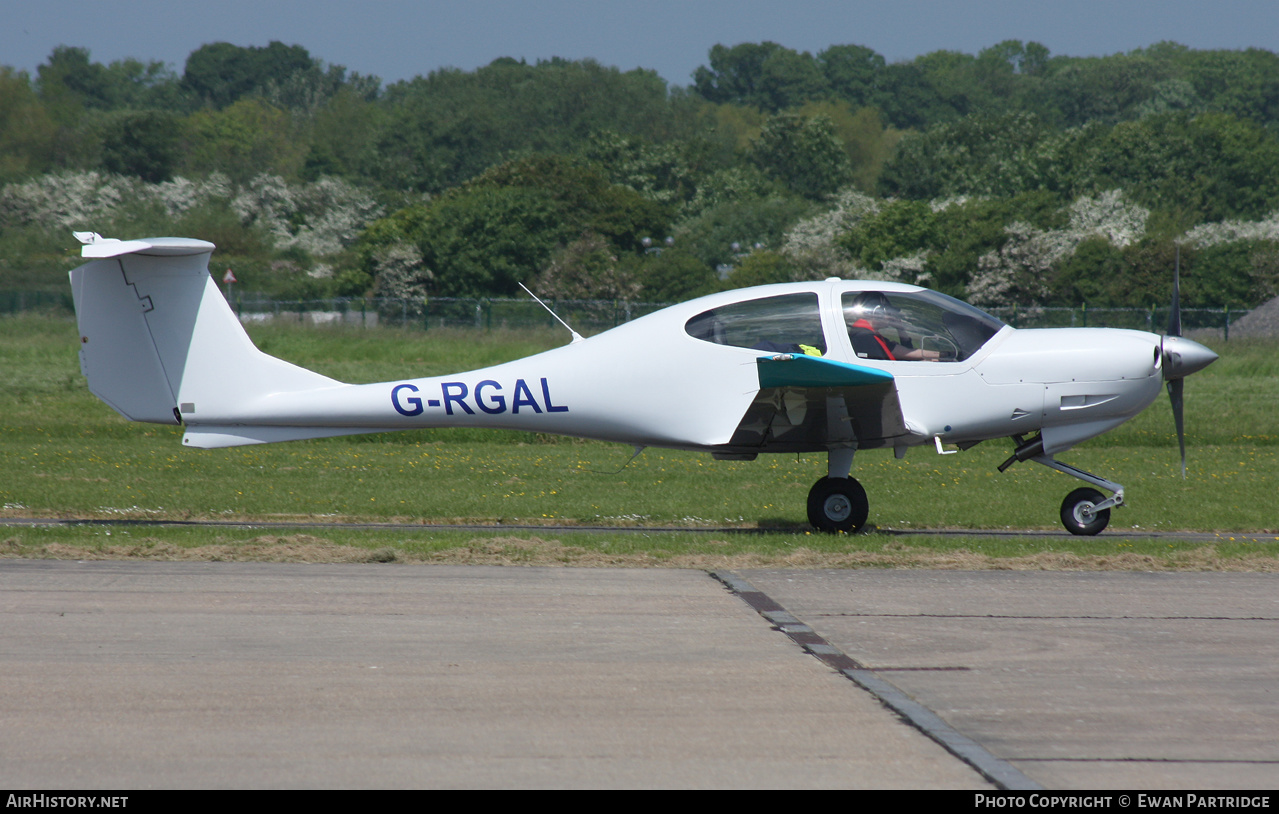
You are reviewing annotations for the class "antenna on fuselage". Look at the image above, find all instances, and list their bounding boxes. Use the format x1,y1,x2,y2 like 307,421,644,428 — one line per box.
519,282,584,344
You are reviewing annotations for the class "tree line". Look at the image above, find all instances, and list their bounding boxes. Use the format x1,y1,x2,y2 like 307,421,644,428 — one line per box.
2,39,1278,310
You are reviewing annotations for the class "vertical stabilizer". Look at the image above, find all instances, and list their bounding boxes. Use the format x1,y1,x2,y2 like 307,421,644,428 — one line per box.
69,236,338,426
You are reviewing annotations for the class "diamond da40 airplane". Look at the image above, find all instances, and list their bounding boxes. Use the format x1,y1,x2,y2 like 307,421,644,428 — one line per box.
69,232,1218,535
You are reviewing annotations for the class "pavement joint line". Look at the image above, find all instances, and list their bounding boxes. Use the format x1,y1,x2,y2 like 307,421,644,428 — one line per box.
3,516,1273,543
712,570,1043,792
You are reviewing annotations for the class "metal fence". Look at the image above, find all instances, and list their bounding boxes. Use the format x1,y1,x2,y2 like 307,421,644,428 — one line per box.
231,297,1253,339
0,290,74,315
986,304,1249,338
0,290,1254,339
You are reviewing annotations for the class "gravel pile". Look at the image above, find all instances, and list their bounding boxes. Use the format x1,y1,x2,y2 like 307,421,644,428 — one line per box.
1226,296,1279,338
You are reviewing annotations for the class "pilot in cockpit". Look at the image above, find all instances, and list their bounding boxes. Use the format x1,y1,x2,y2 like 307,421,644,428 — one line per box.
844,291,941,361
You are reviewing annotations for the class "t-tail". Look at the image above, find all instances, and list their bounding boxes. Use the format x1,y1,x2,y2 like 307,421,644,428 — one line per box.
68,233,369,448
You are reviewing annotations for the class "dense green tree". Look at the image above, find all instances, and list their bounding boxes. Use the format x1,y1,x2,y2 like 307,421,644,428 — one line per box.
626,247,720,302
182,41,314,109
359,154,670,297
723,249,800,289
693,42,828,112
749,112,852,199
370,57,676,192
1048,237,1132,305
0,68,56,181
303,86,384,180
578,130,706,208
1076,112,1279,221
1041,54,1170,127
879,112,1056,199
533,231,641,300
677,197,812,271
928,193,1066,294
1185,240,1279,308
409,185,566,297
7,37,1279,308
1138,44,1279,125
870,61,961,130
100,111,180,182
469,154,671,250
840,199,939,270
818,44,885,109
36,47,116,109
180,98,307,181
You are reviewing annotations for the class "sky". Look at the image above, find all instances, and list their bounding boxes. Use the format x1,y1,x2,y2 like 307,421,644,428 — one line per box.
3,0,1278,87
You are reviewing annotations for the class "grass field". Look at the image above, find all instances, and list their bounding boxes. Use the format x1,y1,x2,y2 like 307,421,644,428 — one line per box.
3,313,1277,569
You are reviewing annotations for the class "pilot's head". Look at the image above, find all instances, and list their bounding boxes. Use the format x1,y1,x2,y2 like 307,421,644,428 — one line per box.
845,291,896,324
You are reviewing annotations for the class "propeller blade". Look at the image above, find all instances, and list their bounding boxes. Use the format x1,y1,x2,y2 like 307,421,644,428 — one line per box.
1167,377,1186,479
1167,247,1186,478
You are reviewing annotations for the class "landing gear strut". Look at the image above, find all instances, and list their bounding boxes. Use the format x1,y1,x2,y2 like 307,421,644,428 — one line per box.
1001,434,1124,536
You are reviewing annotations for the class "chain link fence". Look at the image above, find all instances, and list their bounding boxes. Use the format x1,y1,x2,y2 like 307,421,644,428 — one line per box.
229,296,1254,339
0,290,74,315
1,289,1253,339
986,304,1249,338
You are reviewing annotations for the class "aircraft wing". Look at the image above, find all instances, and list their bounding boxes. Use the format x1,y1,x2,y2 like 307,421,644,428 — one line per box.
723,354,910,453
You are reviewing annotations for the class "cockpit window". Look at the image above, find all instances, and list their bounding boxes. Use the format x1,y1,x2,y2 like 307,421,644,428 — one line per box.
842,290,1004,362
685,293,826,355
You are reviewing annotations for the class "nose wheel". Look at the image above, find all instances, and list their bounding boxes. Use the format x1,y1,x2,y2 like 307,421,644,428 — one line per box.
1060,487,1111,536
807,477,869,533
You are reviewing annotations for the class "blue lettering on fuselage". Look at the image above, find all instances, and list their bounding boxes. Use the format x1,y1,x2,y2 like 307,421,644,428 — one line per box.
475,380,505,414
391,378,568,417
391,383,423,416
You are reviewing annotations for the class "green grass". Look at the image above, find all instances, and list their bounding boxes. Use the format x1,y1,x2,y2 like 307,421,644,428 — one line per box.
3,314,1278,568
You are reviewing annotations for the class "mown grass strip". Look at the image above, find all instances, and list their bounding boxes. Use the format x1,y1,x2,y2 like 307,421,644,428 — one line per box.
3,314,1277,567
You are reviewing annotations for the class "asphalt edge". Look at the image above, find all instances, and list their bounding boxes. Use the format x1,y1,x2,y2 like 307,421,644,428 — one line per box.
713,570,1042,791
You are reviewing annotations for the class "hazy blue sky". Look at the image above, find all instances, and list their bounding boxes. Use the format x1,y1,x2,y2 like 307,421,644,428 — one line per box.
5,0,1277,87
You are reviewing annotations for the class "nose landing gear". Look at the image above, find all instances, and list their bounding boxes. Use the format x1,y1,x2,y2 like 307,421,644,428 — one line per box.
1060,487,1112,536
1000,434,1124,536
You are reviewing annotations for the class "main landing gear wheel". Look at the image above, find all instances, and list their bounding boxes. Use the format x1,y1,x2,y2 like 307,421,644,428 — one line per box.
807,477,869,533
1060,487,1111,536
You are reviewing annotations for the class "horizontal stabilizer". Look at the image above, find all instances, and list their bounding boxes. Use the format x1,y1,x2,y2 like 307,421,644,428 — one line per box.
75,233,216,259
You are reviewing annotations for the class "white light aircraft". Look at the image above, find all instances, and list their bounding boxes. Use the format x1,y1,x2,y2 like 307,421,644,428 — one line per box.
69,233,1218,535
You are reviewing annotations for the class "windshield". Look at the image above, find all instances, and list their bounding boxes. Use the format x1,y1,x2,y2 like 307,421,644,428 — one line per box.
842,289,1004,362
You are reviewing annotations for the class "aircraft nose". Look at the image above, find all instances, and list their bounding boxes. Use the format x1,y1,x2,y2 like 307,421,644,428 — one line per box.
1162,335,1218,380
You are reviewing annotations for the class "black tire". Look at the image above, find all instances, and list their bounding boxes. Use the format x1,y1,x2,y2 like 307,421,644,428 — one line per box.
1060,487,1111,536
807,477,869,533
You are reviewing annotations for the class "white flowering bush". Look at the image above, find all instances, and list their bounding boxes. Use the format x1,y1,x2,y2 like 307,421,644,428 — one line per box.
968,222,1058,306
1066,189,1149,249
231,174,383,256
287,177,384,256
370,242,430,307
0,170,382,265
778,187,881,279
878,251,932,285
0,171,140,229
968,190,1150,307
230,174,295,242
1183,210,1279,247
146,173,233,218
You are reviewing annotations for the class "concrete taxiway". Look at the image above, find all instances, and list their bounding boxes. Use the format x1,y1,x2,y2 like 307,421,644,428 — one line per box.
1,561,1276,789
